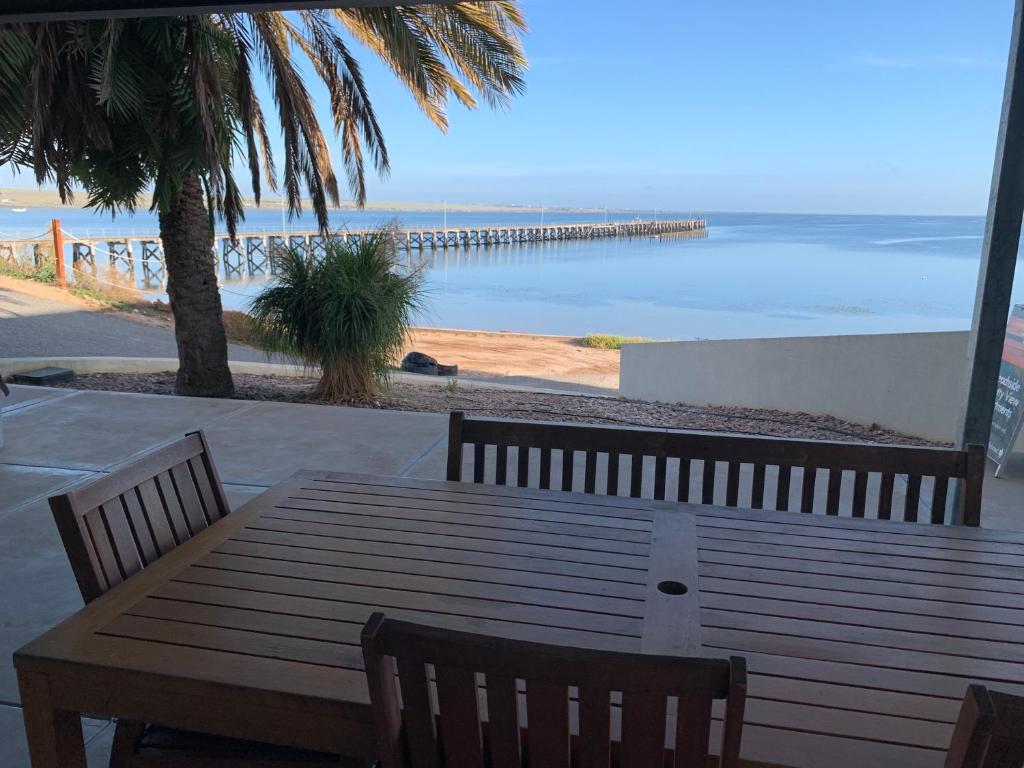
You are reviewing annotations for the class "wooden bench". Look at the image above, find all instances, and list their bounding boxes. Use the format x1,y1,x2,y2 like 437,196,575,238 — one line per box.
362,612,747,768
446,412,986,525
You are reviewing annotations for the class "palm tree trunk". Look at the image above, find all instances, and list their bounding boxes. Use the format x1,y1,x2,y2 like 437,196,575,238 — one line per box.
158,174,234,397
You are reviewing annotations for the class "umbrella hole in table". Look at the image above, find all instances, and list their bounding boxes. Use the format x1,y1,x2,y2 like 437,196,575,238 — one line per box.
657,580,688,595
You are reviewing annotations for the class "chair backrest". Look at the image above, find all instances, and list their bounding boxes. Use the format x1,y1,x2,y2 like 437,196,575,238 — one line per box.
49,431,230,603
446,411,986,526
361,612,747,768
946,686,1024,768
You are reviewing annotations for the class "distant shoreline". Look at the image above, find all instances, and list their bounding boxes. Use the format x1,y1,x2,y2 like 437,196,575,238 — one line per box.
0,188,986,218
0,188,631,215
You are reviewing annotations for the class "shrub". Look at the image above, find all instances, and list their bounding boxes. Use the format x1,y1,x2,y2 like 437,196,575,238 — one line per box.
579,333,654,350
0,250,56,284
249,232,423,401
221,310,262,347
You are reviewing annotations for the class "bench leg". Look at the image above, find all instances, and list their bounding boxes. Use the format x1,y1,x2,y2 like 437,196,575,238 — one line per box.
17,670,86,768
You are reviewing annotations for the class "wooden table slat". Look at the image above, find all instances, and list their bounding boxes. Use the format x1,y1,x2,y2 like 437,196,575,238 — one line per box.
299,473,658,517
249,516,651,570
229,527,647,584
194,551,647,616
708,646,1024,703
698,537,1024,587
704,626,1024,685
151,582,637,652
100,614,364,670
290,486,655,531
695,503,1024,546
698,551,1024,603
697,524,1024,570
700,572,1024,625
173,566,644,637
702,608,1024,665
272,497,653,542
264,506,651,554
214,539,648,599
701,591,1024,644
696,514,1024,557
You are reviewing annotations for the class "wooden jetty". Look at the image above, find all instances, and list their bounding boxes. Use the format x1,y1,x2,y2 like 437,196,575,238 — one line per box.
1,218,706,287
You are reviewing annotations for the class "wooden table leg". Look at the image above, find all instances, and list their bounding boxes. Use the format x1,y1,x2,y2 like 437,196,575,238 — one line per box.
17,670,86,768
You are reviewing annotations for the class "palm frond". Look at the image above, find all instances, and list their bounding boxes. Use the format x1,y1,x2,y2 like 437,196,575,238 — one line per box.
0,2,528,226
335,6,456,130
248,12,338,230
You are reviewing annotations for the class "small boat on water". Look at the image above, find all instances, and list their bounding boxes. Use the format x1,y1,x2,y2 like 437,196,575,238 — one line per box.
10,207,27,213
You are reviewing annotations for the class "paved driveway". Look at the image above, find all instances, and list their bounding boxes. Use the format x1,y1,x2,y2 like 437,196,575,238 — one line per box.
0,279,266,361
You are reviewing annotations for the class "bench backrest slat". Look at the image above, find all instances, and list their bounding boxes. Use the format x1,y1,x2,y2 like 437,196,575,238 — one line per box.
446,412,985,526
50,431,230,603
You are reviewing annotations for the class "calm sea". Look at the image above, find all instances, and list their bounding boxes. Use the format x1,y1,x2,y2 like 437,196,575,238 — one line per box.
2,207,1018,340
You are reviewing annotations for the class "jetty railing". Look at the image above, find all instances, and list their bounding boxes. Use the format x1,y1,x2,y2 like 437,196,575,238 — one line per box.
0,218,706,290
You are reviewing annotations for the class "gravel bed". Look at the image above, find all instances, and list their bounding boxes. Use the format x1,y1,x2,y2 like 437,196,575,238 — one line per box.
45,372,937,445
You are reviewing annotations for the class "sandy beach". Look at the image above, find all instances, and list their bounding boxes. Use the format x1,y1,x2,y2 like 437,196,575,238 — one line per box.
402,327,619,390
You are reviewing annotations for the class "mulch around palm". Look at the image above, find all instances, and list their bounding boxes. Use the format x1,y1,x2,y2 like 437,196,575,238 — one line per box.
41,372,937,446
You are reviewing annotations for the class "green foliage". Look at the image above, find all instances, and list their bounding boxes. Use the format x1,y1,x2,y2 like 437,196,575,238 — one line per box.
0,256,56,284
0,10,527,234
0,18,246,230
33,259,57,284
579,334,655,350
66,284,136,311
221,309,266,349
249,232,423,400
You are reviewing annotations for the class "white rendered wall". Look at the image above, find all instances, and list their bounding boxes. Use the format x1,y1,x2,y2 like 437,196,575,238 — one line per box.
620,331,1021,447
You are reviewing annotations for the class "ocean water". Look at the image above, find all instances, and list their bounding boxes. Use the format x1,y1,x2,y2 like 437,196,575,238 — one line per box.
2,207,1017,340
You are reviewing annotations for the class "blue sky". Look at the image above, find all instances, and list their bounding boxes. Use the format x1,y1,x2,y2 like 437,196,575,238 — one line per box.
3,0,1016,214
350,0,1014,214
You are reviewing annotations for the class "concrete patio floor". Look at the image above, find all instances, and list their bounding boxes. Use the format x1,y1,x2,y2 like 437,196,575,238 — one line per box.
1,383,1021,766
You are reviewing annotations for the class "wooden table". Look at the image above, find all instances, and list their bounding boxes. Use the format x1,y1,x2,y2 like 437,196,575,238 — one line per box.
15,472,1024,768
14,471,698,768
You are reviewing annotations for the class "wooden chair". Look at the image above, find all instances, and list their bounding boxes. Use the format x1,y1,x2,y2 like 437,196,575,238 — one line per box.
945,686,1024,768
50,430,232,604
361,612,747,768
49,431,349,768
446,411,987,526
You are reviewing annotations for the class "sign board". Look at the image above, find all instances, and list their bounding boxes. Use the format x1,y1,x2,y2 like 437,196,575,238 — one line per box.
990,303,1024,477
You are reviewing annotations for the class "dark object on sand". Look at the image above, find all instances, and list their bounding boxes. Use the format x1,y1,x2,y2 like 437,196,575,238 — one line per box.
12,367,75,385
401,352,458,377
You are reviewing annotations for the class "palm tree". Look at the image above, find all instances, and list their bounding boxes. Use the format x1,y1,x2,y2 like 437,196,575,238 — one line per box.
0,5,526,396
